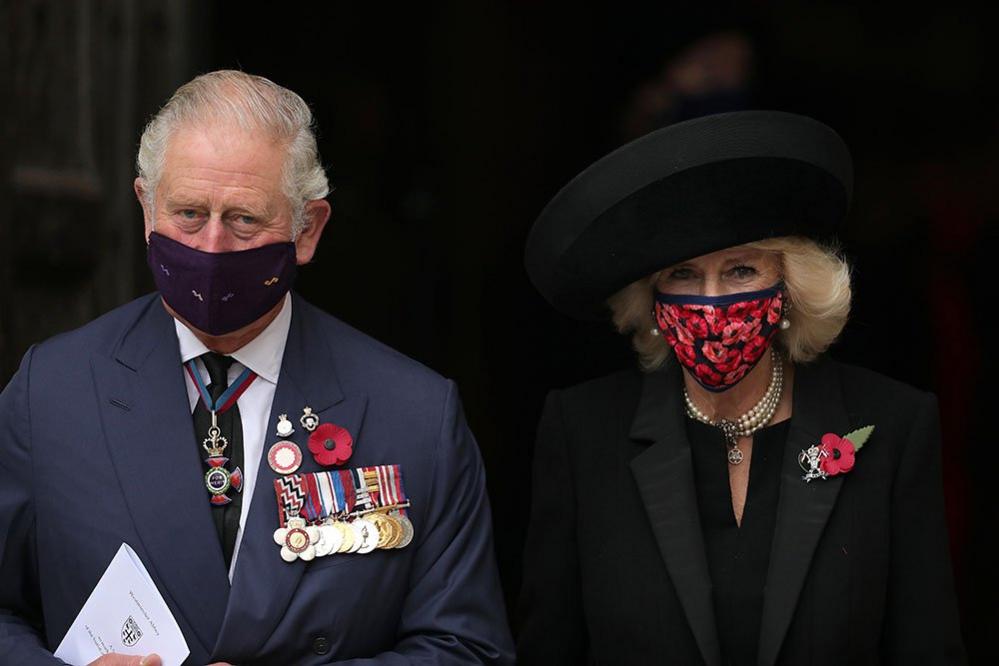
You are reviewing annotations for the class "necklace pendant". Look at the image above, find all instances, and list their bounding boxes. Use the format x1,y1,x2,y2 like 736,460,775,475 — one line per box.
727,445,745,465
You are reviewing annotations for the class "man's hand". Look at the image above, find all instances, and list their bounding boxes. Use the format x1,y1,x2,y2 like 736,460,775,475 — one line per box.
86,654,161,666
82,652,234,666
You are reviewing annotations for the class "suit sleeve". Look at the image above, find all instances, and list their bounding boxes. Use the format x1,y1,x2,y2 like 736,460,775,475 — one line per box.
881,392,966,665
0,348,65,665
516,390,587,664
332,380,514,665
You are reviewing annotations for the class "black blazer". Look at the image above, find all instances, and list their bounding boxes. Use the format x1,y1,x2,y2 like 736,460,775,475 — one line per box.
517,356,965,665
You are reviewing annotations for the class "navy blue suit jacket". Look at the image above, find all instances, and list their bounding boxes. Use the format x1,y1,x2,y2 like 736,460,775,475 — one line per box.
0,293,514,664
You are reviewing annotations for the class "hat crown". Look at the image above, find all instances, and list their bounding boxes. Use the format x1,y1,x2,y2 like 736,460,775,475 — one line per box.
525,110,852,319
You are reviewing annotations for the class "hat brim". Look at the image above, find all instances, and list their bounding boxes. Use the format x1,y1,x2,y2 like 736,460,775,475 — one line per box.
525,111,852,319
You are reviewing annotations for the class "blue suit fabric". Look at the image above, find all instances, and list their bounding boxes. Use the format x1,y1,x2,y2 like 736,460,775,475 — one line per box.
0,293,514,665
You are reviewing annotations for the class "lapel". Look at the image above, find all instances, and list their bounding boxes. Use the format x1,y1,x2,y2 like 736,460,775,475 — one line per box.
90,296,229,658
757,358,850,666
629,363,721,666
213,295,368,660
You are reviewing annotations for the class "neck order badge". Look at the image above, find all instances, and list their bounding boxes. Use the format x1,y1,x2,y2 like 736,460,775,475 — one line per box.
184,359,257,505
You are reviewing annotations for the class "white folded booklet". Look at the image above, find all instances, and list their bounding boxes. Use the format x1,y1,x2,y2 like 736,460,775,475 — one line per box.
54,543,190,666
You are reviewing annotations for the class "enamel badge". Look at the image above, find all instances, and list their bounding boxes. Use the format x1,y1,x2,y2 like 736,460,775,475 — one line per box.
268,440,303,475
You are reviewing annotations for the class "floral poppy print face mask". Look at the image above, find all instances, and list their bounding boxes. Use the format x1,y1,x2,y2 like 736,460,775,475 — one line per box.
654,284,784,392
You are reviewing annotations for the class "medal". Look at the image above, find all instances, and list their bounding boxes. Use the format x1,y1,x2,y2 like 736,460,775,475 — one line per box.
273,517,320,562
314,523,344,557
273,475,308,528
268,441,303,475
270,464,414,563
354,518,378,554
275,413,295,437
300,406,320,432
367,513,395,549
337,521,357,553
393,512,414,549
185,360,257,506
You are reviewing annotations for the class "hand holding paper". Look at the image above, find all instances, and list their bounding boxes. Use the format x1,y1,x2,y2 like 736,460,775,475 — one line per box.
55,544,189,666
87,654,161,666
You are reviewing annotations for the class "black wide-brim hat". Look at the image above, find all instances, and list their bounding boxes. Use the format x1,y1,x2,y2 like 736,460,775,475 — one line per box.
524,110,853,318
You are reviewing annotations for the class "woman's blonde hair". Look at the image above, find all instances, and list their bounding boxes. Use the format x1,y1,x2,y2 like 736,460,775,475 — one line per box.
607,236,852,371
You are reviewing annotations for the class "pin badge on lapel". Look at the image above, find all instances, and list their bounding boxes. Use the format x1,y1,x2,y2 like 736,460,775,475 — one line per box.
300,406,320,432
308,422,354,467
275,413,295,437
268,440,303,475
799,425,875,483
299,405,354,467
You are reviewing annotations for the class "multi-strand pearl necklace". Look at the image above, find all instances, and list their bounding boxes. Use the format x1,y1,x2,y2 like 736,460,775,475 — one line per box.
683,348,784,465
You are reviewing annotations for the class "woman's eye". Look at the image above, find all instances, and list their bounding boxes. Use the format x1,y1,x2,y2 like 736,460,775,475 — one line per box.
729,265,758,279
668,267,695,280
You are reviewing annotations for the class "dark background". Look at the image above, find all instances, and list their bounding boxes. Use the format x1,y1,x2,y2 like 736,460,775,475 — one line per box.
2,1,995,661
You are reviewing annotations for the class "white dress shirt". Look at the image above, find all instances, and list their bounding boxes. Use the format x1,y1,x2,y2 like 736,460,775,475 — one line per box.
174,293,292,581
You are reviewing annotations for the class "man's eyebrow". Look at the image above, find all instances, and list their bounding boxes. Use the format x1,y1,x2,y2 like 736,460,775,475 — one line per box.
162,193,207,207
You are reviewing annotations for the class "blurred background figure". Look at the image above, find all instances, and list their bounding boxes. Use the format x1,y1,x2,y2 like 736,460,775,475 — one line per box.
619,30,755,139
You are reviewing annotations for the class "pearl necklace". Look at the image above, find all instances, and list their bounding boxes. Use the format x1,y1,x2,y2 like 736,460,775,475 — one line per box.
684,348,784,465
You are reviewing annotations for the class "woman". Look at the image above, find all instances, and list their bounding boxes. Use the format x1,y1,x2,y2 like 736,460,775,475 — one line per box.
517,111,964,665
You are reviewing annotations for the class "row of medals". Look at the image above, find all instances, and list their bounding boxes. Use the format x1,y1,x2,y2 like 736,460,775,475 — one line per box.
274,510,414,562
271,410,413,561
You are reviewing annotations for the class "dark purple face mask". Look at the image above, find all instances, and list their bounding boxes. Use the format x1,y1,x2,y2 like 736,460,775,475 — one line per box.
147,231,297,335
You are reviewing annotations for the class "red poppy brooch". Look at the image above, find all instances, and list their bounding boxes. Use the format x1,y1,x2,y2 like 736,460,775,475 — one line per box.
798,426,874,483
307,422,354,467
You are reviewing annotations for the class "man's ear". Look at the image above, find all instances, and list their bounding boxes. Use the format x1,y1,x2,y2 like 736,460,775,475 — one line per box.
294,199,332,265
134,178,154,241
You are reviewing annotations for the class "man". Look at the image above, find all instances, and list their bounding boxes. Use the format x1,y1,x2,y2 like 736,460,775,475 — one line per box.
0,70,514,665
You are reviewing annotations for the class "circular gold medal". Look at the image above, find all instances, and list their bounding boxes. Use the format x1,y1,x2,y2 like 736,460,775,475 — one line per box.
393,513,414,549
335,521,355,553
368,514,393,549
382,514,403,548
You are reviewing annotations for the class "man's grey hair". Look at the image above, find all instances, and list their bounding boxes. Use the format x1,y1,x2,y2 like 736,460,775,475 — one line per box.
136,70,329,237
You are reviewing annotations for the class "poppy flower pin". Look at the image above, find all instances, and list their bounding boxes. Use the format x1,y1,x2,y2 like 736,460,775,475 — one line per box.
308,422,354,467
798,425,875,483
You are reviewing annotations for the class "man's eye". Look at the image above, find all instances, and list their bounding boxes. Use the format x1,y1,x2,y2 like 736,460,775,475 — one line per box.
669,268,694,279
179,210,199,219
238,215,256,224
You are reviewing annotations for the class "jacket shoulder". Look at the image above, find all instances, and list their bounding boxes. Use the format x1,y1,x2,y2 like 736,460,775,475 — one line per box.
818,356,935,409
28,294,161,366
295,297,452,398
549,366,645,419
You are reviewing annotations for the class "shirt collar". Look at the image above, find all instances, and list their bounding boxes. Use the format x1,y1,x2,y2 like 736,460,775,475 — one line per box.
173,293,292,384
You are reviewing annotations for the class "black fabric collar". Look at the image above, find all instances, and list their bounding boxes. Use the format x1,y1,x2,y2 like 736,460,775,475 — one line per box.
627,356,853,666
